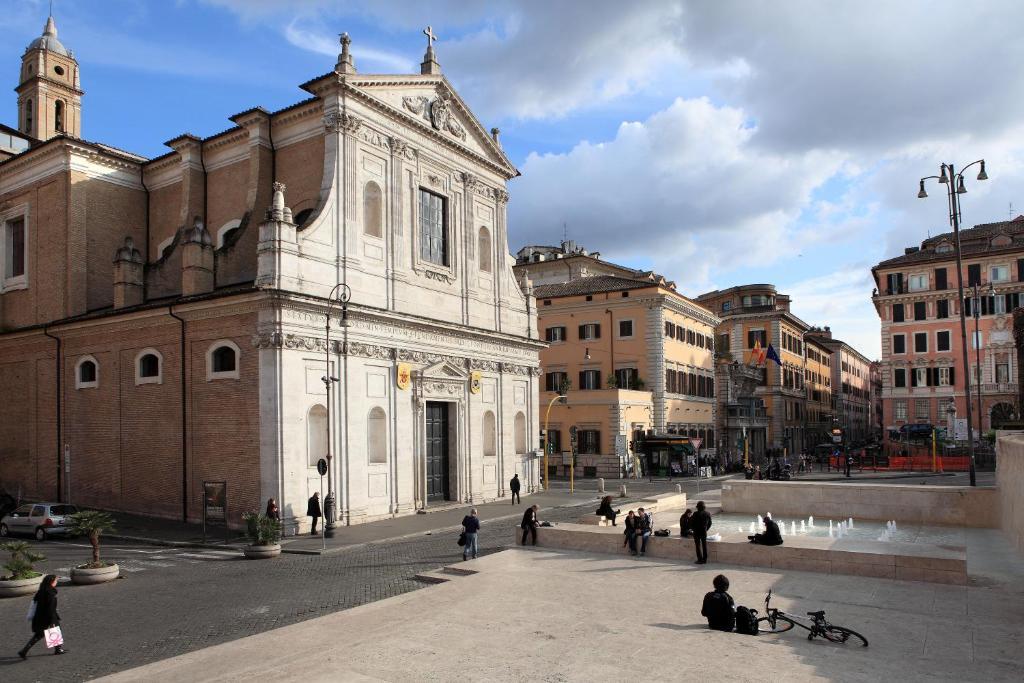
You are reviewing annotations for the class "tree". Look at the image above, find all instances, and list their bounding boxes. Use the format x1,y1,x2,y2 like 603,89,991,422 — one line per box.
67,510,115,567
1,541,45,580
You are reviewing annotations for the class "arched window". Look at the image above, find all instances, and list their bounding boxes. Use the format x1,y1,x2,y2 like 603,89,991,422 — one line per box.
24,99,33,133
483,410,496,457
215,219,242,249
54,100,64,133
363,181,383,237
478,227,492,273
307,405,328,468
206,340,240,380
135,348,163,385
514,412,527,454
293,208,315,228
367,407,387,464
75,355,99,390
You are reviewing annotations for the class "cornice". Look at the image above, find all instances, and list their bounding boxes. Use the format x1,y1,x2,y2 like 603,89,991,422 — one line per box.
635,294,720,328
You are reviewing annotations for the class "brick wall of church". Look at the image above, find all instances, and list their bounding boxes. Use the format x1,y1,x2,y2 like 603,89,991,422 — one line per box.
206,159,249,238
148,182,182,261
0,304,261,525
275,135,325,217
0,173,69,329
0,335,58,502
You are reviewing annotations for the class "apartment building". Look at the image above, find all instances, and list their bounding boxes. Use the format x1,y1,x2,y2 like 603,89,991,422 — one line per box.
518,254,719,479
871,217,1024,449
807,326,874,446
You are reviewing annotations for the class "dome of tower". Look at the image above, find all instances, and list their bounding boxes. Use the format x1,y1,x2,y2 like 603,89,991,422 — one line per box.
27,16,70,56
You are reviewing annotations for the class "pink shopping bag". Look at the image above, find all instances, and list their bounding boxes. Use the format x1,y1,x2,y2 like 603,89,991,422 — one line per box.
44,626,63,648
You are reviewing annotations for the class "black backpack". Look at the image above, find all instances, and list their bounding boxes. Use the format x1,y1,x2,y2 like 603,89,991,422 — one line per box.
735,606,759,635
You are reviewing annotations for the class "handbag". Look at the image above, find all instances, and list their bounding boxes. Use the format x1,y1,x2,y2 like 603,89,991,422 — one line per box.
457,532,466,547
26,599,36,621
44,626,64,648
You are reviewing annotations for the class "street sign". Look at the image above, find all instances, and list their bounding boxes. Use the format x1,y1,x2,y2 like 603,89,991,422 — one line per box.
317,458,328,476
615,434,628,458
832,434,842,443
954,418,968,441
202,481,228,543
691,438,703,451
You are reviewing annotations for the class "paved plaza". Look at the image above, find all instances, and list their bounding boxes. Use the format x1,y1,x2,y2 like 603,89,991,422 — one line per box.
98,544,1023,682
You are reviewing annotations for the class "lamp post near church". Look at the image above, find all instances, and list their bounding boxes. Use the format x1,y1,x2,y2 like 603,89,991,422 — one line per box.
918,159,988,486
322,283,351,536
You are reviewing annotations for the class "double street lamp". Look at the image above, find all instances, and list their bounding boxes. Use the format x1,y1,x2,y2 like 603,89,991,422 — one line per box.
917,159,988,486
322,283,352,536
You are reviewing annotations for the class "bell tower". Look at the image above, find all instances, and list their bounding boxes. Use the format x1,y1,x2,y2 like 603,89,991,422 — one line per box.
17,13,83,140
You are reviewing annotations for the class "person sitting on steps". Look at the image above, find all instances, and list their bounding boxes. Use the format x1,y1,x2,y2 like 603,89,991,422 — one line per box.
596,495,620,526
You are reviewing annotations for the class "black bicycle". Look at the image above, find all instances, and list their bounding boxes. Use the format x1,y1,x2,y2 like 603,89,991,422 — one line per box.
757,590,868,646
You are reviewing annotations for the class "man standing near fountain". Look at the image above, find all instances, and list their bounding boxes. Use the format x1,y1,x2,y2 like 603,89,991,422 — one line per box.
692,501,713,564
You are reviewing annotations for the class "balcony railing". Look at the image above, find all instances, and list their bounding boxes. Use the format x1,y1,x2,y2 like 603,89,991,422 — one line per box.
980,382,1018,394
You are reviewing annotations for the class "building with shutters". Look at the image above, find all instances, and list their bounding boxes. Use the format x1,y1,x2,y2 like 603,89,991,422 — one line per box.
0,15,541,532
515,249,719,479
806,326,873,446
871,216,1024,452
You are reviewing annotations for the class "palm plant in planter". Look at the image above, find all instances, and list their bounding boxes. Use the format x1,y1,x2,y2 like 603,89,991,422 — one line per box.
0,541,46,598
242,511,282,559
67,510,120,585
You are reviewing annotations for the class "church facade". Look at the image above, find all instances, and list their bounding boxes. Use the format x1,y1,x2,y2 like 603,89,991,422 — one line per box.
0,17,542,532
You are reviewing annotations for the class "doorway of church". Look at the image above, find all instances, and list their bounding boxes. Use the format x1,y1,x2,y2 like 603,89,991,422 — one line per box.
425,401,451,501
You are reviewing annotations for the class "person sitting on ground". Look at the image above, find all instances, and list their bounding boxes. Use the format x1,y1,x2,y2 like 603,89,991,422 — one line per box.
701,574,736,632
748,512,783,546
596,495,620,526
623,510,638,554
679,508,694,538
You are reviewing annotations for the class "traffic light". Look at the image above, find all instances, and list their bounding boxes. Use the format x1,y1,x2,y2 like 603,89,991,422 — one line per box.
539,429,546,454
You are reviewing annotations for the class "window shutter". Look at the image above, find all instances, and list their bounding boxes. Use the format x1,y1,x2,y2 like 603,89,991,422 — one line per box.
545,328,553,342
747,330,754,347
594,324,601,339
1018,259,1024,283
893,304,904,322
963,297,971,317
911,370,917,387
935,268,947,290
968,264,981,286
578,371,586,390
578,325,586,340
949,367,955,387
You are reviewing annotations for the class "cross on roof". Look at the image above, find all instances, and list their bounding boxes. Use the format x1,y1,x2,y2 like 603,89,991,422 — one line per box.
423,25,438,48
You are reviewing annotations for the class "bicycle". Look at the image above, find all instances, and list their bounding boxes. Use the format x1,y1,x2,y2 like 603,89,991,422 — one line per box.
757,589,868,646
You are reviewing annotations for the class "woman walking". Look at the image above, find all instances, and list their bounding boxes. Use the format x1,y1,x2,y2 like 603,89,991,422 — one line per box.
18,574,66,658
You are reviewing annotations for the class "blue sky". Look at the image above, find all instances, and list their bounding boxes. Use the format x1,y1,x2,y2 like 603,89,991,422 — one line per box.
6,0,1024,359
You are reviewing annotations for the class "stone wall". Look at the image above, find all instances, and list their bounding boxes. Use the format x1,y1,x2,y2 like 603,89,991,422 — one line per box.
721,480,999,527
996,433,1024,551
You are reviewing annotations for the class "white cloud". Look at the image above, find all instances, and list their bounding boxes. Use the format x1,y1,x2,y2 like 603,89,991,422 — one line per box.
784,268,882,360
283,20,414,73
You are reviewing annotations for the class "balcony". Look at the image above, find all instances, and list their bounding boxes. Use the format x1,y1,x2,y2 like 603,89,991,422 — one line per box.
980,382,1018,394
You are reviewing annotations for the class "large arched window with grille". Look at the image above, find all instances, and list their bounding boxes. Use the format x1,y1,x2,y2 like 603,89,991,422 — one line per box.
54,100,64,133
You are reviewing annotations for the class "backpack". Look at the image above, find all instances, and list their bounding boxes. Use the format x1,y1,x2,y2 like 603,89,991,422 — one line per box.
735,606,759,635
654,529,670,537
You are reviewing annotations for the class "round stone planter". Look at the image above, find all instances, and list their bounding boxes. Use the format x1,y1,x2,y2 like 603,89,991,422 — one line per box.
0,574,44,598
70,563,120,585
244,543,281,560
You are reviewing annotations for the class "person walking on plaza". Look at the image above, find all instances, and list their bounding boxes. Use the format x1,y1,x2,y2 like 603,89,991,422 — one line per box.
623,510,638,554
692,500,713,564
520,504,539,546
265,497,280,522
461,508,480,561
845,452,853,478
596,495,619,526
701,574,736,632
307,492,322,535
637,507,653,556
510,474,521,504
18,574,66,658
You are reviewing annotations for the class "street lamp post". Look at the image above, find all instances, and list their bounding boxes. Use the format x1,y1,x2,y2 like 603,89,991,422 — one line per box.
322,283,351,536
543,393,567,491
918,159,988,486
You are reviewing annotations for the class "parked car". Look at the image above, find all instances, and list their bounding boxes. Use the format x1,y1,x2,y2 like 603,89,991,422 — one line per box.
0,502,80,541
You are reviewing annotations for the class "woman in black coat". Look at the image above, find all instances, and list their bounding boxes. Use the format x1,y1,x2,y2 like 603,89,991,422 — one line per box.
596,495,619,526
18,574,66,658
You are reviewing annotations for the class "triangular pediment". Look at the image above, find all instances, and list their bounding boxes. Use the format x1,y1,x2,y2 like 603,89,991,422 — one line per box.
346,75,517,177
419,359,469,380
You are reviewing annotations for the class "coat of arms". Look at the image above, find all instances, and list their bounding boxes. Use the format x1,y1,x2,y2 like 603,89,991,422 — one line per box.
396,363,412,391
402,91,467,141
470,371,482,394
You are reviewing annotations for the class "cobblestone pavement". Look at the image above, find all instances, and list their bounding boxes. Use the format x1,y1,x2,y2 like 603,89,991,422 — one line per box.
0,503,594,683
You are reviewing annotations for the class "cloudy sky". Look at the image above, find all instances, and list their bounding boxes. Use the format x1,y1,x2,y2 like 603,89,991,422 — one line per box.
5,0,1024,358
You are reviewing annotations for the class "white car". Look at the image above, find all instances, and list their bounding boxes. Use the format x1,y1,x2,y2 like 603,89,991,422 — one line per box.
0,502,80,541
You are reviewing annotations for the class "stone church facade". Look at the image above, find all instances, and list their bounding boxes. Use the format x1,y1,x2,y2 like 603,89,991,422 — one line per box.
0,17,542,532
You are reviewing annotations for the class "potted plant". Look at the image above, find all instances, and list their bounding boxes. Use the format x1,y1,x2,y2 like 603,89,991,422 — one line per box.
67,510,119,585
242,511,282,559
0,541,45,598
